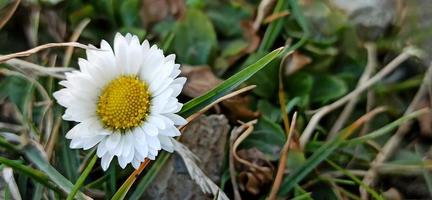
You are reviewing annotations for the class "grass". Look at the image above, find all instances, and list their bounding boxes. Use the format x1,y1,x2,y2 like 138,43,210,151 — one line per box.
0,0,431,199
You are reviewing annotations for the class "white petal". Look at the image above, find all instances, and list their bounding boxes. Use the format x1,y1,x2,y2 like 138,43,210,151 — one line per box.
159,126,181,137
164,113,187,126
159,136,174,152
105,133,121,152
147,115,166,130
112,135,126,156
69,138,84,149
97,138,109,157
142,123,158,136
131,160,141,169
133,130,148,160
151,89,173,113
82,135,105,150
145,134,161,150
101,153,114,171
114,33,130,74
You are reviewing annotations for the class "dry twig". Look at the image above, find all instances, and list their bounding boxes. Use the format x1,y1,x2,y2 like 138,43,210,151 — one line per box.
268,112,298,200
0,42,94,63
0,0,21,29
299,47,418,148
63,18,90,66
360,64,432,200
328,43,377,139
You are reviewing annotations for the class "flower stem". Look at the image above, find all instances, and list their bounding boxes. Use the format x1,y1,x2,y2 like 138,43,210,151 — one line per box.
66,153,98,200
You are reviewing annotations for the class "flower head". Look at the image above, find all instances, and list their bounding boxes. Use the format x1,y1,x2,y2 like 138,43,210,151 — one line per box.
54,33,187,170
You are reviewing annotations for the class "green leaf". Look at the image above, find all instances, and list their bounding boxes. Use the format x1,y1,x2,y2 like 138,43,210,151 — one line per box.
257,100,282,122
310,74,348,104
259,0,290,51
207,4,251,38
179,47,284,117
0,76,33,113
243,52,280,98
240,116,285,160
119,0,140,27
0,156,61,193
57,122,80,183
67,154,98,200
23,144,91,200
172,8,217,65
285,72,313,107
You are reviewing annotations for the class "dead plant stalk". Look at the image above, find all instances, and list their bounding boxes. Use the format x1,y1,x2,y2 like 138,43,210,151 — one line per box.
360,63,432,200
299,47,417,148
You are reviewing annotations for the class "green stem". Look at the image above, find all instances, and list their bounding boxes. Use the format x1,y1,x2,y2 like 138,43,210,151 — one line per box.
66,153,98,200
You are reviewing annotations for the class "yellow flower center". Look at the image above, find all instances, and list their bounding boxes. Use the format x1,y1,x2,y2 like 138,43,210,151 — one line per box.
96,75,151,132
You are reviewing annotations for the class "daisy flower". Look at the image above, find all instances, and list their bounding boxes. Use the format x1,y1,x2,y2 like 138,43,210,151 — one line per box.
54,33,187,170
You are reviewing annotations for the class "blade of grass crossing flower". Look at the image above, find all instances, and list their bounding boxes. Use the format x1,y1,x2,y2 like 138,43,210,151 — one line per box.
180,47,284,117
0,156,61,193
22,144,91,200
67,154,98,200
128,152,170,200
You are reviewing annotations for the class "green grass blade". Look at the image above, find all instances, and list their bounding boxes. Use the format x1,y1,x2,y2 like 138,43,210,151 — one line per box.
128,152,170,200
279,109,427,196
67,154,98,200
326,160,383,199
286,0,310,52
347,109,427,144
22,144,91,200
258,0,290,51
179,47,283,117
0,156,61,193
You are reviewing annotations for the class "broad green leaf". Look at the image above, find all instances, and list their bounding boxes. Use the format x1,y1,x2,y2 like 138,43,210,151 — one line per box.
172,9,217,65
240,116,285,160
257,100,282,122
285,72,313,107
207,4,251,38
311,74,348,104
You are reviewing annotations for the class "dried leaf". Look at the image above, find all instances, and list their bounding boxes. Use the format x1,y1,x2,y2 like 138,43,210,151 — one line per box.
181,66,222,98
283,51,312,76
140,0,185,27
221,95,259,120
235,148,274,195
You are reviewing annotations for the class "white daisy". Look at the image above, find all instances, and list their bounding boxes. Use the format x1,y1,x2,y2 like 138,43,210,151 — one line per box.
54,33,187,170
